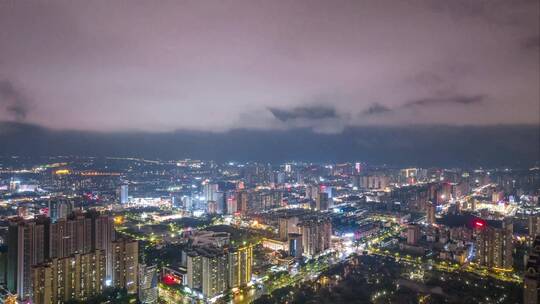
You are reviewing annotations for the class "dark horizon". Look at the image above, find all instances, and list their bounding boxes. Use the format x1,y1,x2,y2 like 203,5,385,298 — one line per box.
1,121,538,167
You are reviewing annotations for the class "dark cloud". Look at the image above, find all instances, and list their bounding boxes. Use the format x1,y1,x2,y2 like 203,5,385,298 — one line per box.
404,95,486,108
268,105,338,122
0,121,538,167
0,80,30,121
358,95,485,119
361,103,392,116
522,35,540,50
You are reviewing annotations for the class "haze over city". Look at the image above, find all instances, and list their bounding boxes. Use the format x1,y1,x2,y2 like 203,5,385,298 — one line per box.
0,1,539,304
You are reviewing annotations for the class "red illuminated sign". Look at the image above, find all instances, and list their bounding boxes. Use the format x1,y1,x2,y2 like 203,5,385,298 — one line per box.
473,219,486,229
163,274,181,285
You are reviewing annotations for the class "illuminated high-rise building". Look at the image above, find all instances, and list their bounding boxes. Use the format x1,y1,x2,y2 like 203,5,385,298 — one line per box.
279,216,299,240
475,219,513,269
288,233,303,258
185,232,253,299
91,213,115,280
525,235,540,304
426,202,436,225
285,164,292,173
530,215,540,239
203,182,219,203
237,190,249,214
7,211,115,301
228,245,253,288
138,264,158,304
207,201,217,214
226,192,237,215
316,192,330,211
48,199,74,222
299,218,332,257
360,175,389,190
355,162,361,174
112,238,139,294
407,224,421,245
186,249,228,298
214,191,226,214
32,250,106,304
120,184,129,204
305,184,319,200
7,217,47,300
276,171,286,184
9,178,20,193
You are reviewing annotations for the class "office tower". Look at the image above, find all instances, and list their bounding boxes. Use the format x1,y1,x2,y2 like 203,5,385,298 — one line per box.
120,184,129,204
525,235,540,304
299,218,332,257
32,250,106,304
138,264,158,304
7,218,47,300
426,202,436,225
530,215,540,239
475,219,513,269
228,245,253,288
316,192,330,211
112,238,139,294
407,224,421,245
288,233,303,258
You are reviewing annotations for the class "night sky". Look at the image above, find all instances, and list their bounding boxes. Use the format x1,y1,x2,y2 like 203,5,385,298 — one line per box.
0,1,539,164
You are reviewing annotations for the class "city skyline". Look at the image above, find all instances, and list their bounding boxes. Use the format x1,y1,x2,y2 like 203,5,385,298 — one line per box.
0,1,539,303
0,157,538,303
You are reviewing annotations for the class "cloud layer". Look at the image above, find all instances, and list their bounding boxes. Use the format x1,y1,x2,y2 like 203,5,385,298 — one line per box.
0,0,538,132
0,80,30,121
1,122,538,166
